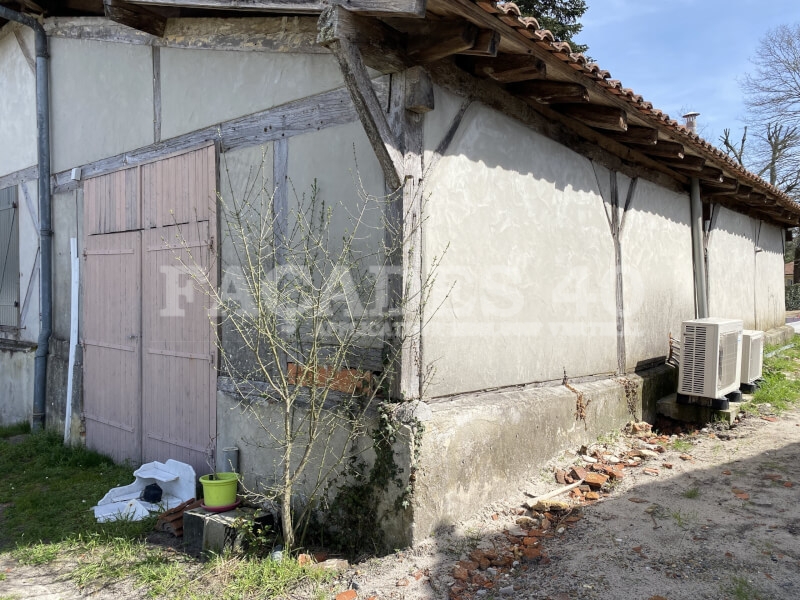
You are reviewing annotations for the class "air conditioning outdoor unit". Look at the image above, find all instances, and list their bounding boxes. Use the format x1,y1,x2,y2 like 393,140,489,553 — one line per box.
740,330,764,384
678,318,743,399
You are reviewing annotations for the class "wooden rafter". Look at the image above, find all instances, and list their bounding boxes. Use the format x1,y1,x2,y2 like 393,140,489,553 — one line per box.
553,104,627,131
407,20,477,62
640,140,685,159
104,0,166,37
603,126,658,146
458,29,499,56
659,154,705,172
510,80,588,104
464,53,546,83
701,176,739,195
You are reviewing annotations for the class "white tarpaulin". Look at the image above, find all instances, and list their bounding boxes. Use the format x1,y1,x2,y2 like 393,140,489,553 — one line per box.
93,459,195,523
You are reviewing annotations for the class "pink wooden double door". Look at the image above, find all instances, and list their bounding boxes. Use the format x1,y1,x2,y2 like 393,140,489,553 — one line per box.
81,145,217,475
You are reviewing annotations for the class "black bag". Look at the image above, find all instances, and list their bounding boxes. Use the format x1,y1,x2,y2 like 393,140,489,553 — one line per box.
142,483,163,503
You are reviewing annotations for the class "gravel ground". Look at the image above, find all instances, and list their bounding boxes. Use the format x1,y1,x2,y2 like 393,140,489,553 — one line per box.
337,406,800,600
2,406,799,600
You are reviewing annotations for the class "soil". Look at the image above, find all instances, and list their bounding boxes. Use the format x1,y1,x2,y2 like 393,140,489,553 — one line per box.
2,406,800,600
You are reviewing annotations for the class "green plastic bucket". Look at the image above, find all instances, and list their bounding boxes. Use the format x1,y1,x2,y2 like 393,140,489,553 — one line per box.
199,472,238,507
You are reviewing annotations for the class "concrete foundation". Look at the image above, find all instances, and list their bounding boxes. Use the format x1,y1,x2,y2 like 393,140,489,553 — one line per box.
407,363,677,546
765,324,795,347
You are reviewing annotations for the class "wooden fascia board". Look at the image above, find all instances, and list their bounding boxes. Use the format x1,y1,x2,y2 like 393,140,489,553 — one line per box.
318,5,404,189
126,0,427,17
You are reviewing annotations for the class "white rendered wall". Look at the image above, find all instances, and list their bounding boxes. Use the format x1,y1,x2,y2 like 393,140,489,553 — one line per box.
49,38,154,172
707,207,758,328
423,98,618,397
620,179,695,370
0,27,36,176
160,48,343,140
754,221,785,331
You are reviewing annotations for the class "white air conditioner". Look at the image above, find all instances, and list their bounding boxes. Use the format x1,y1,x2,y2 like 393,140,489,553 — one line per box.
678,318,743,398
740,330,764,384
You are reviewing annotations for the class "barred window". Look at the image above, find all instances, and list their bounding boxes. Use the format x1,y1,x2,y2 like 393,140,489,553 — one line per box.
0,186,19,328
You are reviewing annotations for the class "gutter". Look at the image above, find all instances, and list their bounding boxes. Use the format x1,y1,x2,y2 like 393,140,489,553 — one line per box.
0,7,52,431
690,177,709,318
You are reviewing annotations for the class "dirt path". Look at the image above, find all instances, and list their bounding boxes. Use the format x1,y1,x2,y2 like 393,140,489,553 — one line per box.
344,408,800,600
2,408,799,600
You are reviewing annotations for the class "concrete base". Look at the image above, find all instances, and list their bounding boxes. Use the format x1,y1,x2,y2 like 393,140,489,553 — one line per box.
657,393,739,426
765,324,796,347
184,506,256,554
408,364,677,546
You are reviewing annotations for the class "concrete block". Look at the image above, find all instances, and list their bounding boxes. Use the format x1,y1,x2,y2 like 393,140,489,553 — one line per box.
184,506,256,554
656,393,738,426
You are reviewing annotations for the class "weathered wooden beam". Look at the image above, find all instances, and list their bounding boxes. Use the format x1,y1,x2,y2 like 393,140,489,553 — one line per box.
701,177,739,195
458,29,500,56
658,154,705,172
104,0,166,37
317,6,409,73
407,21,478,63
510,80,588,104
696,166,724,183
0,165,38,191
404,65,434,113
734,184,753,201
318,6,403,189
553,104,628,131
464,53,546,83
128,0,428,17
640,140,685,159
603,125,658,146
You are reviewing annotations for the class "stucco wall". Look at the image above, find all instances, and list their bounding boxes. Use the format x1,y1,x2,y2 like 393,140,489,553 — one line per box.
0,27,36,176
50,38,154,173
754,222,785,331
422,96,617,397
160,48,343,140
0,345,34,425
620,179,695,369
707,207,758,328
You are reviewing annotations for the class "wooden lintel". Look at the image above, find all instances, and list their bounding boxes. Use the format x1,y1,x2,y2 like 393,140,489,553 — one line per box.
128,0,428,17
603,125,658,146
553,104,627,132
404,65,434,113
465,53,546,83
658,154,705,172
640,140,684,159
319,6,403,189
458,29,500,57
104,0,167,37
407,21,478,63
510,80,588,104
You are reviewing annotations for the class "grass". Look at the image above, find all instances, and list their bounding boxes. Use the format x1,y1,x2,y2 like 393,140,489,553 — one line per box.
682,487,700,499
669,508,697,529
724,576,765,600
671,439,693,453
741,341,800,415
0,430,334,599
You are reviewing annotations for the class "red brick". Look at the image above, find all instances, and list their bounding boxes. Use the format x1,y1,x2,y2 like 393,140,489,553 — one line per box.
336,591,357,600
522,546,542,561
585,491,600,500
570,466,588,480
584,472,609,489
453,567,469,581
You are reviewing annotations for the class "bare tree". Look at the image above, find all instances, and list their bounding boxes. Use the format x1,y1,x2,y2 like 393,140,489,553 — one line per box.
174,151,442,550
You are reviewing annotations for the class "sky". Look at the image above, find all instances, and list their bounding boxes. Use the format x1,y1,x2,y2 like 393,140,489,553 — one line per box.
574,0,800,149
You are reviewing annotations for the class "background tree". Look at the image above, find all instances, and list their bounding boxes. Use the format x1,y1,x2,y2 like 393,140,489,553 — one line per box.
720,23,800,280
514,0,588,54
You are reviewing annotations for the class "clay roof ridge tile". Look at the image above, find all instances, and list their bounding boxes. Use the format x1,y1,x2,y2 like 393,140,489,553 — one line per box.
497,2,522,17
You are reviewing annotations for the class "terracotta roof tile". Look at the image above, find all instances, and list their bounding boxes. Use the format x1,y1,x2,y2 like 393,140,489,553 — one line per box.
477,0,799,222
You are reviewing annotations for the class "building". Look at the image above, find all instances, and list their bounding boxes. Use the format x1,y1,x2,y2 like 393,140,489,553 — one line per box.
0,0,795,547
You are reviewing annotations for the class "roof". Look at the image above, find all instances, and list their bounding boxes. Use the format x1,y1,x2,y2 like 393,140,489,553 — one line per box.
1,0,798,226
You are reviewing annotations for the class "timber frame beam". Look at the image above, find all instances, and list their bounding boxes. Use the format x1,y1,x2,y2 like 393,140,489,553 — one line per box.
126,0,428,17
318,4,405,189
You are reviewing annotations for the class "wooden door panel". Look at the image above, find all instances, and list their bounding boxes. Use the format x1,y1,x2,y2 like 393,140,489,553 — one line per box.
82,231,142,465
84,167,141,235
141,223,216,475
